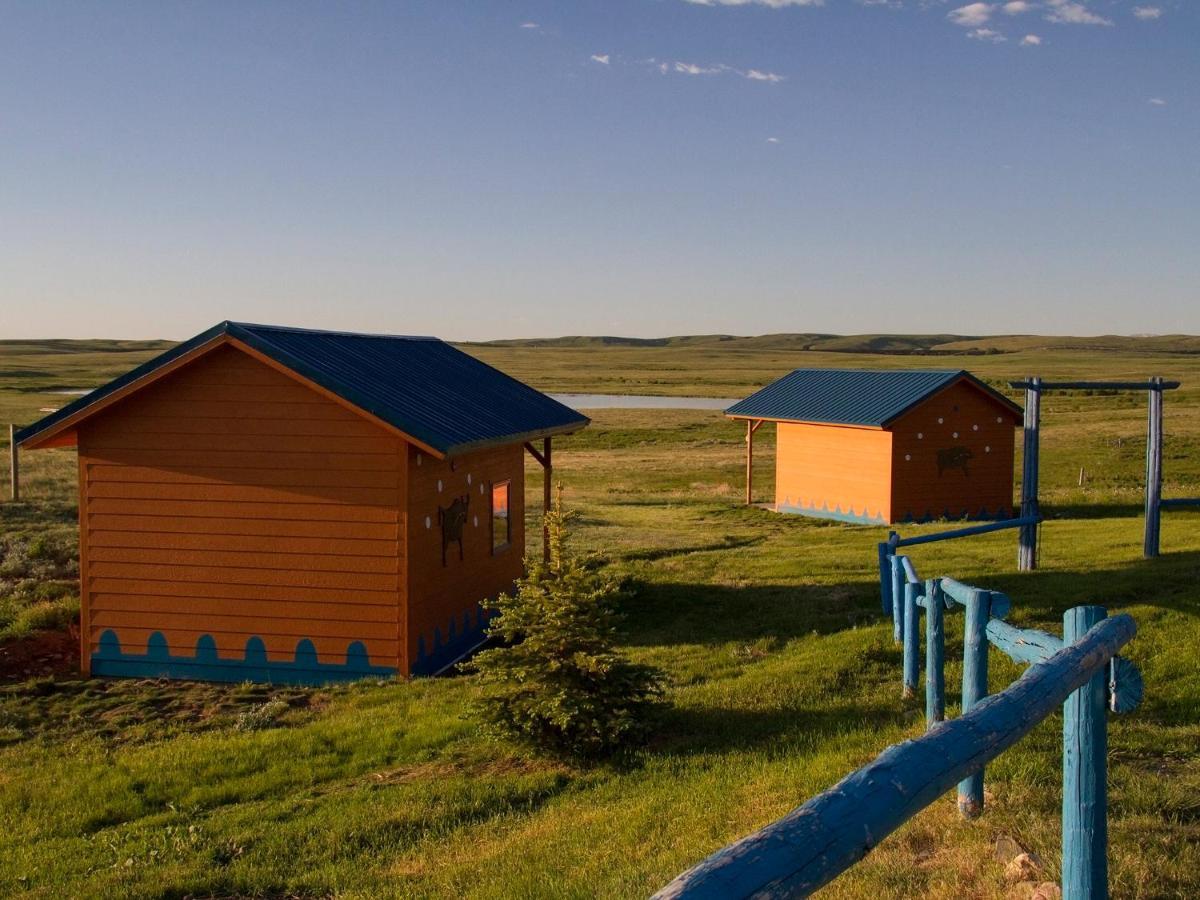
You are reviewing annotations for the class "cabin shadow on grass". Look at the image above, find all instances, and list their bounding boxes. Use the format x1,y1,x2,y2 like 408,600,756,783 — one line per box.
621,578,881,648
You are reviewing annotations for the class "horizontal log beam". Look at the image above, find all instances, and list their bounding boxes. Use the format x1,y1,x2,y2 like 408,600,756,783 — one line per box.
893,516,1039,549
900,556,920,585
939,578,1010,619
1008,380,1181,392
1160,497,1200,509
652,614,1137,900
985,619,1063,666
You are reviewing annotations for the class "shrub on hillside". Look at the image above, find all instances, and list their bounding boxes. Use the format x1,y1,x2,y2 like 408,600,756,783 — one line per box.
469,487,662,761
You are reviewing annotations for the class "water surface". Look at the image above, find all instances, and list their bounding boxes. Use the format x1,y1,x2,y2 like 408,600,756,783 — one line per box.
550,393,737,410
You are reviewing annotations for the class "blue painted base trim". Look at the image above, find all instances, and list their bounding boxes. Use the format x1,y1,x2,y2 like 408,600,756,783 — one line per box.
412,605,493,676
92,631,396,686
777,499,887,526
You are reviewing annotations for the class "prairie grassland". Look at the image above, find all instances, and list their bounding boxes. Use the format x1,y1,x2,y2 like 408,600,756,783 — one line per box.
0,338,1198,899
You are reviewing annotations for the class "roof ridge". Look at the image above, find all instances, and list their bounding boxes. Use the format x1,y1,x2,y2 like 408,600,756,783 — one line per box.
228,321,442,342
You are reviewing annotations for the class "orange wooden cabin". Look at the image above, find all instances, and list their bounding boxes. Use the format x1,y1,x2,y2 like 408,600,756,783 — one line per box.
726,370,1022,525
15,322,588,684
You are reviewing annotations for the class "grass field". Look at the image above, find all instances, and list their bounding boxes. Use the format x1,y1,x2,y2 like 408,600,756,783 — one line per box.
1,336,1199,898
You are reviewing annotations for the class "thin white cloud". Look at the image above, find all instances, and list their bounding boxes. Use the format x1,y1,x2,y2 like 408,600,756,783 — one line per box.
1133,6,1162,20
746,69,786,82
1148,97,1167,106
682,0,824,7
766,137,781,143
1020,33,1043,45
519,21,539,29
969,27,1007,41
949,3,994,27
590,54,610,65
1044,0,1111,26
1003,1,1032,14
674,61,726,75
658,60,785,82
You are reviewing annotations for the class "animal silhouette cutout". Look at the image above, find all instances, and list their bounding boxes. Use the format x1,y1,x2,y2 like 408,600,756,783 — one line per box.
937,446,973,477
438,494,470,565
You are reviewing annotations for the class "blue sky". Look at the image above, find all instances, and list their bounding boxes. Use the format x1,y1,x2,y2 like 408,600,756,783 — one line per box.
1,1,1195,340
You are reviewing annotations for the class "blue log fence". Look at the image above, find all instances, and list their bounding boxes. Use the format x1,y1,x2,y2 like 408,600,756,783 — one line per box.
656,563,1143,900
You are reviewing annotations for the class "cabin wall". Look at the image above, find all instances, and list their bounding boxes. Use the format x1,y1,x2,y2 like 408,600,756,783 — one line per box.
775,422,892,524
76,344,406,684
405,442,525,675
889,381,1017,522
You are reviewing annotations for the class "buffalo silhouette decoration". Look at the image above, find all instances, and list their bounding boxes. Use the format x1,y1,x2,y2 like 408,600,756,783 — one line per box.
437,494,470,565
937,445,973,477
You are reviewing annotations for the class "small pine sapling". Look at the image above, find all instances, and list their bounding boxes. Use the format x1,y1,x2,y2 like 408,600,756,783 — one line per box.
469,485,662,761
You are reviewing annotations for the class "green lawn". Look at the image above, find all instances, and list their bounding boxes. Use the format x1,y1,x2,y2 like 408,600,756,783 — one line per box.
1,338,1199,898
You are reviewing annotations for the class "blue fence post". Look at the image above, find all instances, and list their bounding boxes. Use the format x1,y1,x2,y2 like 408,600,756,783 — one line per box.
890,555,905,644
925,578,945,728
1063,605,1109,900
878,542,891,616
903,581,920,699
957,587,991,818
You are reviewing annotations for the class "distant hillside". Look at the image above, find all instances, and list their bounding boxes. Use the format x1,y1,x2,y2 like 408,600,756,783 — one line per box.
470,333,1200,355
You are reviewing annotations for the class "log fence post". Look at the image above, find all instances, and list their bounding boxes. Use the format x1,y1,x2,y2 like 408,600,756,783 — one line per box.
902,581,920,699
1063,605,1109,900
957,587,990,818
1019,378,1041,571
7,425,17,502
925,578,945,728
1144,378,1163,559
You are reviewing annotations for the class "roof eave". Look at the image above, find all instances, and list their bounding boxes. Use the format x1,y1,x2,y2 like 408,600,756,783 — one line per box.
442,419,591,458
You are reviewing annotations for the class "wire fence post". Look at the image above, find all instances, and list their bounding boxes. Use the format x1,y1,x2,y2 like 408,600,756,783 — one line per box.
957,587,991,818
1063,605,1109,900
925,578,945,728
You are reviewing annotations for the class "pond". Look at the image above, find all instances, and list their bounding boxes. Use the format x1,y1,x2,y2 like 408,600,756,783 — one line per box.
549,393,737,410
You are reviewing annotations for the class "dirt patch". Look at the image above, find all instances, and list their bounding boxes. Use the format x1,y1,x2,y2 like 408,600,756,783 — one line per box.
0,627,79,681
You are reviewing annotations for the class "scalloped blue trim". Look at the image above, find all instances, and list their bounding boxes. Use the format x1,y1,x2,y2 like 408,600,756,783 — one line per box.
776,501,887,526
91,630,395,685
412,605,492,676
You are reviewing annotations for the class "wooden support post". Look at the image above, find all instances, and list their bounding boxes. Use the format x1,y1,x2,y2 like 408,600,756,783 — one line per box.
1063,605,1109,900
7,425,18,502
542,437,552,563
903,581,921,699
1144,378,1163,559
925,579,945,729
745,419,754,506
1019,378,1041,571
890,555,905,644
957,588,990,819
877,542,891,615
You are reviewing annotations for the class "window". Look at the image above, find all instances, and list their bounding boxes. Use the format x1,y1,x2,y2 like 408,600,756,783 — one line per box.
491,480,511,554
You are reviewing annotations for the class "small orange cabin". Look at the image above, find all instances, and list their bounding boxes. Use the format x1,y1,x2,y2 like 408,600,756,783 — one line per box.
16,321,588,684
726,370,1022,525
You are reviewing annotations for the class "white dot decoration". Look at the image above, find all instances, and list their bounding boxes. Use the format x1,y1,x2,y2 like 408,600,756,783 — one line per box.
479,483,485,494
467,473,472,485
437,479,443,492
416,453,422,466
937,417,944,424
996,417,1003,423
917,432,924,440
424,516,431,529
973,424,979,431
905,454,911,461
952,432,959,439
473,515,479,527
985,446,991,453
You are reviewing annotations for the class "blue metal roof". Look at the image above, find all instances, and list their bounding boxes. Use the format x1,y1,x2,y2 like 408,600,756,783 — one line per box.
725,369,1021,428
17,321,588,456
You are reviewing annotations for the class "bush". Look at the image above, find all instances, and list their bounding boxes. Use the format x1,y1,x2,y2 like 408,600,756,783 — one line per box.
469,487,663,761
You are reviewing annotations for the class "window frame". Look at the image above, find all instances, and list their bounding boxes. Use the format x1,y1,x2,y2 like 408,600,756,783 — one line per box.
490,479,512,555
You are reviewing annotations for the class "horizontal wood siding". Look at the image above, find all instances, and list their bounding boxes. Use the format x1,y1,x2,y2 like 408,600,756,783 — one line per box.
406,443,525,673
775,423,892,524
78,344,405,678
890,379,1017,522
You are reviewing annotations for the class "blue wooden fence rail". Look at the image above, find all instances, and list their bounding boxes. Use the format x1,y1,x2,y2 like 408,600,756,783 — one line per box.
656,566,1143,900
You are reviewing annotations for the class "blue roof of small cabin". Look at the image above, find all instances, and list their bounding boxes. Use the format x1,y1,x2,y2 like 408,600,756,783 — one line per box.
725,369,1021,428
17,321,589,456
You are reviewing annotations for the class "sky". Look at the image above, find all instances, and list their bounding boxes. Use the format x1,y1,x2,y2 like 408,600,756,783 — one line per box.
0,1,1196,341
